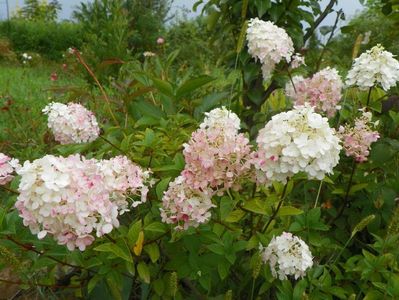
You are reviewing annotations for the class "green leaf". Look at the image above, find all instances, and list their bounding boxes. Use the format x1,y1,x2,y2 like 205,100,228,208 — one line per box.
153,278,165,296
207,10,221,31
176,75,215,99
236,21,248,53
131,100,165,119
349,183,368,194
127,220,142,246
225,209,246,223
137,262,151,284
242,199,268,215
156,177,171,200
94,242,133,263
220,196,234,220
278,206,303,217
207,244,225,255
145,222,168,233
255,0,271,17
144,243,160,263
218,260,229,280
152,78,174,98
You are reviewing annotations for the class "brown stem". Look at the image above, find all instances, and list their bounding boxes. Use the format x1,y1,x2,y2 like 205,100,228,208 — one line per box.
99,135,129,157
6,236,85,270
329,160,357,224
0,278,81,289
366,87,373,107
262,183,289,233
304,0,337,43
315,9,342,72
0,185,18,195
73,50,119,126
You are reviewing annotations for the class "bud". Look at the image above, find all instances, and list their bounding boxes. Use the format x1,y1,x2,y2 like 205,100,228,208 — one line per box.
157,37,165,45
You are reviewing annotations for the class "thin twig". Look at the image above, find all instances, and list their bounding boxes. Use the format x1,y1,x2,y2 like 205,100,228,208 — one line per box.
0,185,18,195
73,50,119,126
0,278,80,289
262,183,289,233
303,0,337,43
329,160,357,224
315,9,342,72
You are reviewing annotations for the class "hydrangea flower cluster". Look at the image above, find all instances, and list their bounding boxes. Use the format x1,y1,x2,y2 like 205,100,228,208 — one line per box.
260,232,313,280
160,176,215,230
43,102,100,144
346,44,399,91
15,154,150,251
252,105,341,184
339,111,380,162
286,67,343,117
182,107,252,194
246,18,294,80
0,153,20,185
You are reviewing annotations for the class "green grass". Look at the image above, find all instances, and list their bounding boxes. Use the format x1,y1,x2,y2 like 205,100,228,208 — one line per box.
0,64,84,160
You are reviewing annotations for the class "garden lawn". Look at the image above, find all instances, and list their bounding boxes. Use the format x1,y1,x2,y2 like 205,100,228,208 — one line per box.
0,64,84,160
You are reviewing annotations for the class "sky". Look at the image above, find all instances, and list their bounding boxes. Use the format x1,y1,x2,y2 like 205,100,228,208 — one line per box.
0,0,364,24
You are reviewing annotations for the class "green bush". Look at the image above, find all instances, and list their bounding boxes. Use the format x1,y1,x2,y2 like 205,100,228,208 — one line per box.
0,19,83,60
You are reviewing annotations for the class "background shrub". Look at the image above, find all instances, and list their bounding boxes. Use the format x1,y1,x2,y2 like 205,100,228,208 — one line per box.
0,20,83,60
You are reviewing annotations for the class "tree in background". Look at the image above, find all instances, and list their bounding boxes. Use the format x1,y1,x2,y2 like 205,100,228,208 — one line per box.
17,0,61,22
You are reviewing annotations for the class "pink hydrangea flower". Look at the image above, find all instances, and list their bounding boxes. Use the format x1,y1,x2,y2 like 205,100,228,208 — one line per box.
339,111,380,162
15,154,150,251
43,102,100,144
160,176,215,230
0,153,20,185
182,107,252,195
286,67,343,117
157,37,165,45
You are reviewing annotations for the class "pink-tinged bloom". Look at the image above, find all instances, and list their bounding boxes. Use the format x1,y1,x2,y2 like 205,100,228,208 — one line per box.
62,63,68,70
286,67,343,117
183,107,252,195
157,37,165,45
50,72,58,81
43,102,100,144
0,153,20,185
339,111,380,162
15,154,150,251
160,176,215,230
246,18,294,80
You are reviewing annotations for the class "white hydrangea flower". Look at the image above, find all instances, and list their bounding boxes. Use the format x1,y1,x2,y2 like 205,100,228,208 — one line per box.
246,18,294,80
260,232,313,280
346,44,399,91
200,106,241,137
252,105,341,184
43,102,100,144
